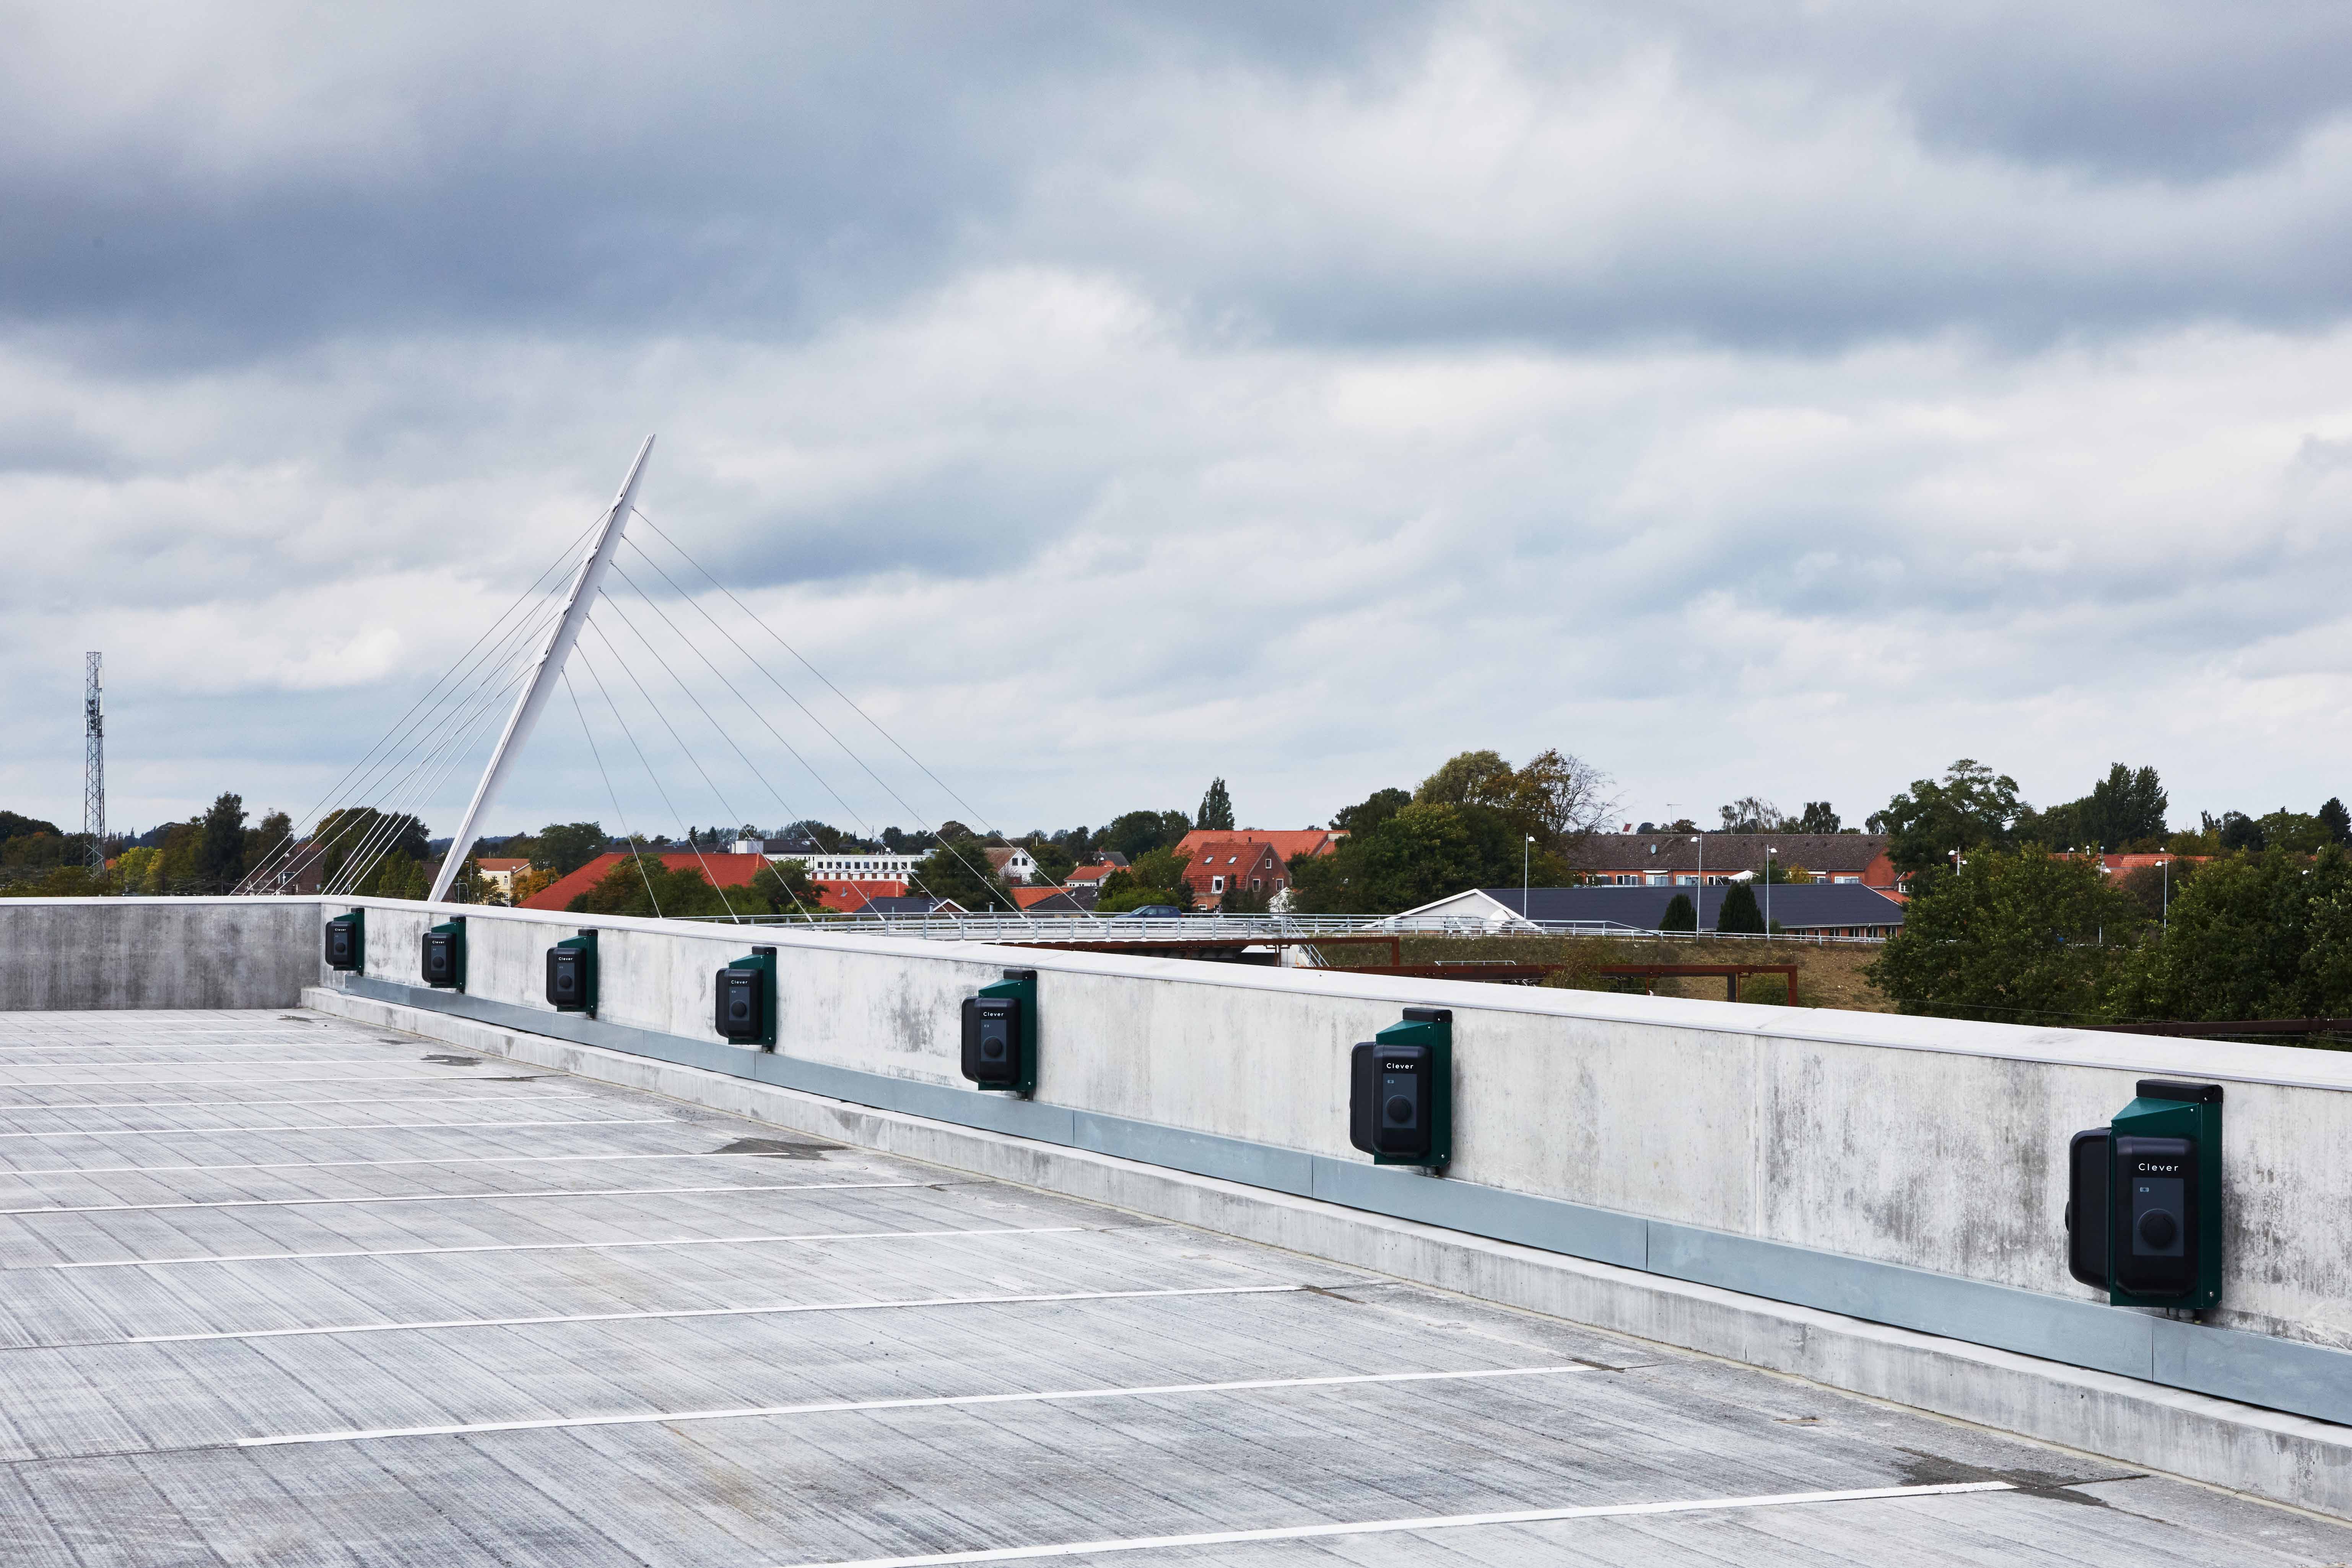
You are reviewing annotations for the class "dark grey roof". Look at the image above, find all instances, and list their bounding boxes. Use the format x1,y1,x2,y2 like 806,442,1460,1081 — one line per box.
1566,833,1889,877
1477,884,1905,931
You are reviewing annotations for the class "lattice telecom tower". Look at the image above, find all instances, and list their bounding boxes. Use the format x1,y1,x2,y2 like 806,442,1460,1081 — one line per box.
83,651,104,871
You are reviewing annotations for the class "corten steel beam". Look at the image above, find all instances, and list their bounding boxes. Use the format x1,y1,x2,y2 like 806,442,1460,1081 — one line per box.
1596,963,1800,1002
429,437,654,904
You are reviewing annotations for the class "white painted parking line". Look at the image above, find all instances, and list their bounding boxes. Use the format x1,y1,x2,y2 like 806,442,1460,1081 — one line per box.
61,1223,1085,1269
0,1072,528,1088
0,1093,592,1116
241,1362,1596,1448
128,1282,1332,1345
0,1116,675,1142
0,1040,436,1052
0,1179,932,1218
775,1482,2021,1567
0,1150,812,1180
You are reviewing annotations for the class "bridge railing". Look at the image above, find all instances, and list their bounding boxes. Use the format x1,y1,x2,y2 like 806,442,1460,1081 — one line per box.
664,911,1893,945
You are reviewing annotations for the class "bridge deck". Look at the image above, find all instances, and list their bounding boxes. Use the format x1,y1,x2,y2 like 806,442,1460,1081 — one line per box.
0,1008,2340,1566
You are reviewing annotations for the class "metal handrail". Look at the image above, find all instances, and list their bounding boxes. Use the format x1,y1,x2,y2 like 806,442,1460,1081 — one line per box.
664,911,1893,945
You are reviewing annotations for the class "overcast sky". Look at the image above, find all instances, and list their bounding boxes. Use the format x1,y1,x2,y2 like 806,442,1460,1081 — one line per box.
6,1,2352,845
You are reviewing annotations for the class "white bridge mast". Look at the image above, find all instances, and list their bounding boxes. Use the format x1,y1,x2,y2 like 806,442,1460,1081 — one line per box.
428,436,654,904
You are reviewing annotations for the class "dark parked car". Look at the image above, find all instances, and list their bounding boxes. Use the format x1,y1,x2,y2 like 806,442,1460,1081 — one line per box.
1114,904,1187,918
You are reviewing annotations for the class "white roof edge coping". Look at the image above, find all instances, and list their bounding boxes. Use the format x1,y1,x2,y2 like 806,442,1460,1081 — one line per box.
18,896,2352,1095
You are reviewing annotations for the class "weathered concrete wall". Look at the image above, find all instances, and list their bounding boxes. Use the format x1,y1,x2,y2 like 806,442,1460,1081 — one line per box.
319,895,2352,1358
0,898,319,1010
7,894,2348,1363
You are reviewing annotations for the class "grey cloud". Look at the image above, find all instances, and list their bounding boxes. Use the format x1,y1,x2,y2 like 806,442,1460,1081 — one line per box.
3,3,2351,368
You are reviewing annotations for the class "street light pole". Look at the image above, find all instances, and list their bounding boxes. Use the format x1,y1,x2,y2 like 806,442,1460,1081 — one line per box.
1765,845,1775,937
1523,835,1533,922
1692,834,1704,935
2162,857,2170,928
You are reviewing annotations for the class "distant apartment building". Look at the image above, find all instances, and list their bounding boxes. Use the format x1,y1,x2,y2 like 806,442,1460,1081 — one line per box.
731,840,929,881
1567,833,1898,891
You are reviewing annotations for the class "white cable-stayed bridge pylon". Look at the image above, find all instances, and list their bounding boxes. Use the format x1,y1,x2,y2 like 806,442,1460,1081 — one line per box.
256,434,1045,920
426,437,656,904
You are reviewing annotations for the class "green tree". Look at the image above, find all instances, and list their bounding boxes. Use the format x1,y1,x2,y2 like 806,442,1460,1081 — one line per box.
2020,764,2169,851
1659,892,1696,932
2321,797,2352,848
2256,809,2330,854
243,810,292,879
909,836,1015,911
1717,797,1787,833
1197,778,1235,832
1331,787,1410,836
752,857,820,916
307,808,428,891
533,821,610,876
1865,848,2140,1025
1023,836,1078,885
1287,800,1568,914
1795,801,1842,833
2106,845,2352,1022
1096,847,1193,912
566,858,734,918
1100,809,1189,862
198,792,247,891
1868,759,2024,879
1415,750,1514,808
0,811,62,842
1717,880,1765,934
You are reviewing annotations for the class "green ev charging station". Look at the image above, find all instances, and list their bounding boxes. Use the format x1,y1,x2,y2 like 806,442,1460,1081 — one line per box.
1348,1007,1452,1171
547,929,598,1017
324,909,365,973
2068,1078,2223,1311
714,947,778,1050
422,917,467,992
961,968,1038,1096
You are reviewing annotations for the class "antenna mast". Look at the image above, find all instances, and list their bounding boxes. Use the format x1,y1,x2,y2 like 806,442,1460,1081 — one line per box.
82,652,105,873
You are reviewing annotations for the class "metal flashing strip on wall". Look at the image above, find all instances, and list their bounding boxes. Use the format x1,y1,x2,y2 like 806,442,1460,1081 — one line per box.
340,974,2352,1430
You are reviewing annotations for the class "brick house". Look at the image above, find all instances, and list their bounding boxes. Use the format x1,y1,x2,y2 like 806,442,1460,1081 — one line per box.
1181,839,1290,909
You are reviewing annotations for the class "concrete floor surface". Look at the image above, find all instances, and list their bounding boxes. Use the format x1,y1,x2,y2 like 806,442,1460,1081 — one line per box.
0,1008,2342,1567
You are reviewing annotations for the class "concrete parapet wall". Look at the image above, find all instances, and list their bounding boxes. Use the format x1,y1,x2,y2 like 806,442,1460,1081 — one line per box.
319,895,2352,1363
0,898,319,1010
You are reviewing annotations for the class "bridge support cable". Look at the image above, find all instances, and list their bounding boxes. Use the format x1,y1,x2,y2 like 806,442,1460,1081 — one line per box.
615,523,1033,914
274,631,543,897
579,588,829,924
325,659,544,897
562,669,667,921
429,437,656,904
568,638,745,924
240,512,601,894
628,510,1020,850
595,566,1003,918
286,603,561,897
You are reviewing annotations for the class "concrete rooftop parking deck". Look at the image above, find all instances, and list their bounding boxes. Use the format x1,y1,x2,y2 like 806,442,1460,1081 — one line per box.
0,1010,2344,1567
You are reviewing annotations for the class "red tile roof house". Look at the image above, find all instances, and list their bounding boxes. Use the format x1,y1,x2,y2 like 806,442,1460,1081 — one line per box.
814,879,909,914
1174,828,1344,866
521,852,775,911
1181,839,1290,910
